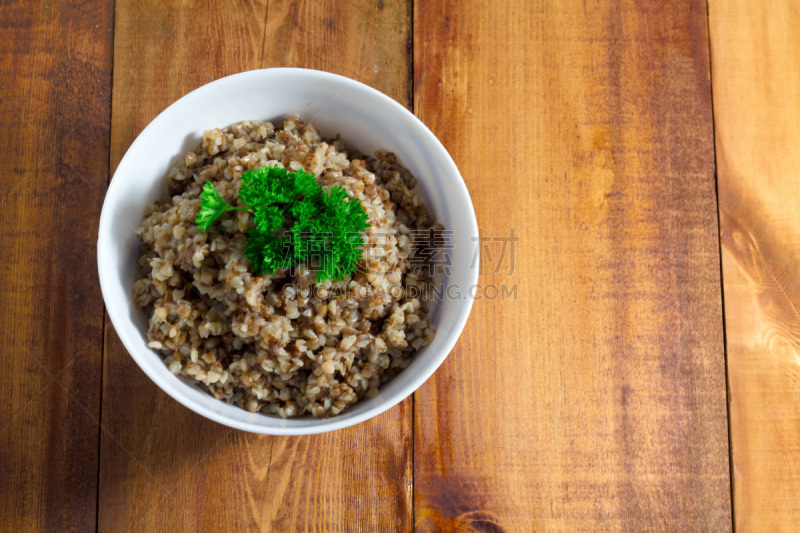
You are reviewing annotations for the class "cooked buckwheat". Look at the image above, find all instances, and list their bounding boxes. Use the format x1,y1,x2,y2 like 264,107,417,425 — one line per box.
134,116,439,418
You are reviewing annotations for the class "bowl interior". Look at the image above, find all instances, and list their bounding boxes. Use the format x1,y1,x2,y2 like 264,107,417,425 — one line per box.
98,68,479,434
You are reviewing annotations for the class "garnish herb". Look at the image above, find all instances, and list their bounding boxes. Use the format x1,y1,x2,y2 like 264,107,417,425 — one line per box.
196,165,370,282
196,181,246,231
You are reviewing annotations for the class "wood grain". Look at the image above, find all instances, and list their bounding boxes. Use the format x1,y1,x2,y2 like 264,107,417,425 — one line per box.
0,0,113,530
99,0,413,531
708,1,800,530
413,0,732,530
0,1,746,529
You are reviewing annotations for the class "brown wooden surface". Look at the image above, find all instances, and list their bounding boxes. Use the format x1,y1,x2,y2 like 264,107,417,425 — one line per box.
709,1,800,531
0,0,113,530
412,0,731,530
6,0,800,531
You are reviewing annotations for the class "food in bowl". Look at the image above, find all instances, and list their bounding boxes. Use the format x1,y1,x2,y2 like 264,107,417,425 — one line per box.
133,115,440,418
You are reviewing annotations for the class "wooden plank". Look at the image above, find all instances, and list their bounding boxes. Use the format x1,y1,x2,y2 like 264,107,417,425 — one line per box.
708,1,800,530
263,0,412,104
413,0,732,530
99,0,413,531
0,0,113,531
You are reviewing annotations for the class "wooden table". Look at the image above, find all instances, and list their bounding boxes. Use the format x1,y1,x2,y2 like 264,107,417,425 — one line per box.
1,0,798,531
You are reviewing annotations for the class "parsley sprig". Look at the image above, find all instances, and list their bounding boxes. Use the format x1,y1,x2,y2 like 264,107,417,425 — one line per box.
196,165,369,282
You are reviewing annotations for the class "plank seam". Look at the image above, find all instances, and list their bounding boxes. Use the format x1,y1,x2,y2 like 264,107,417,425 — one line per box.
410,0,416,529
96,0,118,529
260,0,270,68
704,1,736,531
263,437,276,533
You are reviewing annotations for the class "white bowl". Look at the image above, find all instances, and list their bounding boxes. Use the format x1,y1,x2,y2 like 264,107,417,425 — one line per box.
98,68,479,435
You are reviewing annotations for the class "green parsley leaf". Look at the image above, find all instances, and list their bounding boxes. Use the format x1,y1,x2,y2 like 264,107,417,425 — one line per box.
243,228,294,274
197,164,370,282
196,181,244,231
313,186,369,282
